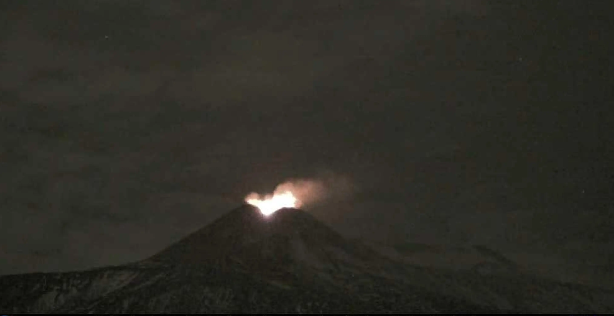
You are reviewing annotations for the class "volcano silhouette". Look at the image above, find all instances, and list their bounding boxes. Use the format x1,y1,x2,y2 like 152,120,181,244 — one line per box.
148,204,381,274
1,204,614,313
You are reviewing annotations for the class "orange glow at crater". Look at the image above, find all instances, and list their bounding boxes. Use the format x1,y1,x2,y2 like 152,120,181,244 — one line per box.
245,190,300,216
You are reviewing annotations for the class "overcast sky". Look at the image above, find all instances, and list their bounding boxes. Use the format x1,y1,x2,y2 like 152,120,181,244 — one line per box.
1,0,612,277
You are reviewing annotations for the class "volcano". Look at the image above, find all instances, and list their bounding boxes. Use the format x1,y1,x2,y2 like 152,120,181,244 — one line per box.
147,205,384,273
1,205,613,313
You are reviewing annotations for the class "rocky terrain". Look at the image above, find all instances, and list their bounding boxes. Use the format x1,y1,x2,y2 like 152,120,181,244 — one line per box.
2,205,613,313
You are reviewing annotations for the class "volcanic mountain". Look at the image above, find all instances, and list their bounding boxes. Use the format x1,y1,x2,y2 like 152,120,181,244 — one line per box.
1,205,613,313
147,205,386,274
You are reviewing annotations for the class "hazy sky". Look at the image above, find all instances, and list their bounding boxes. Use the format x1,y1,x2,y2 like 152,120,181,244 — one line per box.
1,1,612,275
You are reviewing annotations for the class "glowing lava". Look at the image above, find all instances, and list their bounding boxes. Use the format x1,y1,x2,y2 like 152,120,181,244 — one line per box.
245,190,300,216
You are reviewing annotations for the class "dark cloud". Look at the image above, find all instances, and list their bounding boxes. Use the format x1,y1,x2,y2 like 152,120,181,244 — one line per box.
0,0,612,287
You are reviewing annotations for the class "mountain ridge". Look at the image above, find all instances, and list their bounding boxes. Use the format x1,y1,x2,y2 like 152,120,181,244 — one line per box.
1,204,613,313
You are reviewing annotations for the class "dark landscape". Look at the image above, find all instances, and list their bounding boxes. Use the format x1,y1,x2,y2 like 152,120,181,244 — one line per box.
2,205,614,313
1,1,613,313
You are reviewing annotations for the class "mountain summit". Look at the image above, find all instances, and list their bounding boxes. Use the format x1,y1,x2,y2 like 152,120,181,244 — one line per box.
1,205,614,313
147,205,380,274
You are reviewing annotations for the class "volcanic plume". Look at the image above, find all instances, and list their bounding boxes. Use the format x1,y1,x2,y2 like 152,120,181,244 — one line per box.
245,191,300,216
243,176,350,216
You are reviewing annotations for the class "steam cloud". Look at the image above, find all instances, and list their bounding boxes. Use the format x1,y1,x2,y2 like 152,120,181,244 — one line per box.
248,172,356,209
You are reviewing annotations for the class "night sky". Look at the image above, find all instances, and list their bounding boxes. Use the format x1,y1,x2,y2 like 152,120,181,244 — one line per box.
1,0,613,282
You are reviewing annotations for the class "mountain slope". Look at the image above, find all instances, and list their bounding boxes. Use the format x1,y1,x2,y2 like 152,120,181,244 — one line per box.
147,206,383,272
1,205,613,313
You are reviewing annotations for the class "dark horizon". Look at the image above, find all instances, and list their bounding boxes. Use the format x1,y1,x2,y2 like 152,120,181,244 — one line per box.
1,0,613,289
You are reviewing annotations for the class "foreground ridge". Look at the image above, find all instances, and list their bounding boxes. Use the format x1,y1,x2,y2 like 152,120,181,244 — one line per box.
1,205,613,313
